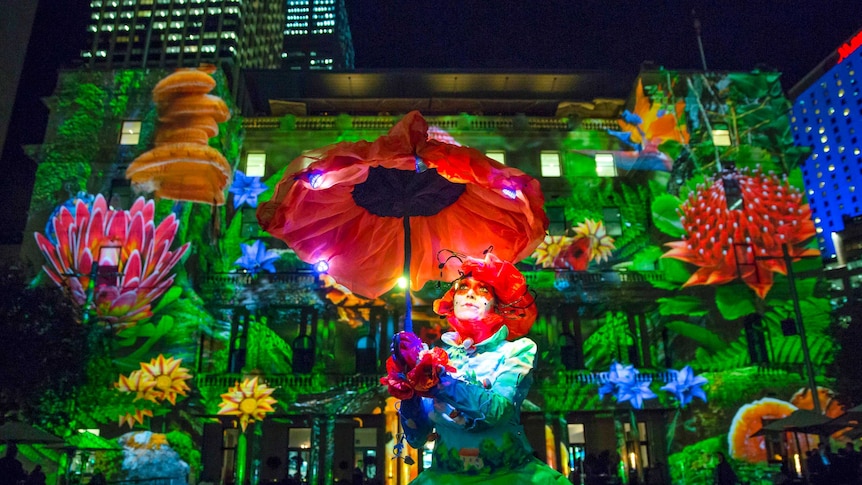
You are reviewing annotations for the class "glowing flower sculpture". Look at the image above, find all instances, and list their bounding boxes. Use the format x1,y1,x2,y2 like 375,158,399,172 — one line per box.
35,194,189,329
598,361,656,409
660,366,708,407
234,240,279,274
229,170,268,209
573,219,615,263
218,377,278,431
140,354,192,405
663,167,818,298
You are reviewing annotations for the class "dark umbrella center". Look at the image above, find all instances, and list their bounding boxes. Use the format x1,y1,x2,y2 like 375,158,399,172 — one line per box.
352,166,466,217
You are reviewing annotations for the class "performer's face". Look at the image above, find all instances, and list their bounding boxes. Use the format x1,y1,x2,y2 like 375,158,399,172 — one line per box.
452,278,495,321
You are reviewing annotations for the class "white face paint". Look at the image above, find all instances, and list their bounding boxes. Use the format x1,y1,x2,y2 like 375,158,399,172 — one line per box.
452,278,496,321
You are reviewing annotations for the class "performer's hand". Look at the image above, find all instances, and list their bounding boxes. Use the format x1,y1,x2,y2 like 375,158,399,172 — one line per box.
391,331,423,370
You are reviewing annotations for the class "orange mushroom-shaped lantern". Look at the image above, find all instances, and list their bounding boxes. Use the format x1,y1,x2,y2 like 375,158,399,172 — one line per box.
126,65,232,205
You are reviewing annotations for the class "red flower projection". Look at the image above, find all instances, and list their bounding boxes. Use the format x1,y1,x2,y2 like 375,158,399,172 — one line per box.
35,195,189,329
663,167,818,298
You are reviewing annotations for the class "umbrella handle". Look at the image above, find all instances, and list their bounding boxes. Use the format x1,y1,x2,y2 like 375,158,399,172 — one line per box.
404,216,412,333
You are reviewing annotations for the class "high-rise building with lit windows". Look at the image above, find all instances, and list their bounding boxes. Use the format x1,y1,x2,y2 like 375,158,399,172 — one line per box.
282,0,354,70
82,0,285,69
790,27,862,262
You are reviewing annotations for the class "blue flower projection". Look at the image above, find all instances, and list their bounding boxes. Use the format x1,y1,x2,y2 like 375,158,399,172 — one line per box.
229,171,268,209
598,361,656,409
234,240,279,274
660,366,708,407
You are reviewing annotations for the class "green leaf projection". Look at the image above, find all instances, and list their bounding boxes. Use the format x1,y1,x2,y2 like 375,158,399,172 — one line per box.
16,66,841,484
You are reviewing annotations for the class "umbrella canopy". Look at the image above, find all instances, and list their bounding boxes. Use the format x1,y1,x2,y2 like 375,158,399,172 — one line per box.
0,422,64,444
258,111,548,300
750,409,834,437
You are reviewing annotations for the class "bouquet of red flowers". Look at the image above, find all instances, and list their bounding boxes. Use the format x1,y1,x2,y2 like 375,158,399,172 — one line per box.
380,331,455,400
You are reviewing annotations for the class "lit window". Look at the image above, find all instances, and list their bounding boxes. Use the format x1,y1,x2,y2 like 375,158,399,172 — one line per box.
485,150,506,165
119,121,141,145
246,153,266,177
712,128,732,146
540,151,562,177
595,153,617,177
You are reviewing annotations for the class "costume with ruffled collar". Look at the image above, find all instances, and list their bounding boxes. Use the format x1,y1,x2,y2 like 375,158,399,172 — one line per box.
399,326,568,484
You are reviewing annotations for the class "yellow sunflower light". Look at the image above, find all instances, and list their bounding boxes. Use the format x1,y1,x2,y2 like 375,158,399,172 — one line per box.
531,234,573,268
218,377,278,431
118,409,153,429
573,219,616,263
116,370,157,402
140,354,193,405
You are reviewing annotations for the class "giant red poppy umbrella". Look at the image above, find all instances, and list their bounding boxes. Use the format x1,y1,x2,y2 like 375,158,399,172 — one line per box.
257,111,548,318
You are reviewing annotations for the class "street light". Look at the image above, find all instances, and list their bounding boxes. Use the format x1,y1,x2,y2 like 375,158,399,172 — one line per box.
733,242,822,415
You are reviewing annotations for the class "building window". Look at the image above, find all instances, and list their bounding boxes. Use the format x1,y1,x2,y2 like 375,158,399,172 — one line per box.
485,150,506,165
602,207,623,237
595,153,617,177
567,423,586,480
354,428,378,482
540,151,561,177
119,121,141,145
547,206,567,236
288,428,311,482
245,152,266,177
623,422,649,473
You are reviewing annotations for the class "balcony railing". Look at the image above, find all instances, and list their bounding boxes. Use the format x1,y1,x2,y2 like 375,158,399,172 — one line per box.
200,271,319,288
196,373,384,394
242,115,582,132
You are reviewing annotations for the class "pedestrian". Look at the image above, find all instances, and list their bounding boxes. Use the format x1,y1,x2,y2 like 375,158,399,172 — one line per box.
25,465,46,485
714,452,739,485
0,444,26,485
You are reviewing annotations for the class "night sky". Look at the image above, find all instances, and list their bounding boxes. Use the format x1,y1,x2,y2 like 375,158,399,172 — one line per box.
1,0,860,242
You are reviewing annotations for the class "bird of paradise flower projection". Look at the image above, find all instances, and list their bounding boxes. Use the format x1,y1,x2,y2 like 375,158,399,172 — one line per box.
531,219,616,270
662,166,818,298
34,194,189,329
115,355,192,428
217,377,278,431
126,65,232,205
586,80,690,172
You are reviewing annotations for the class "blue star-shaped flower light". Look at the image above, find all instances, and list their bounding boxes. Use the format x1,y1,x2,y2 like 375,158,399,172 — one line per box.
660,366,708,408
234,240,279,273
598,361,656,409
229,171,268,209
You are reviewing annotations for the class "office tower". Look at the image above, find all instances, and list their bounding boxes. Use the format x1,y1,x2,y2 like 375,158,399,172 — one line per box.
81,0,285,69
282,0,354,70
789,28,862,262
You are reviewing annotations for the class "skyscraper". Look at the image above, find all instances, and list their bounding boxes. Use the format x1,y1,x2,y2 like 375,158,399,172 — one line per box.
81,0,285,69
789,28,862,262
282,0,354,70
